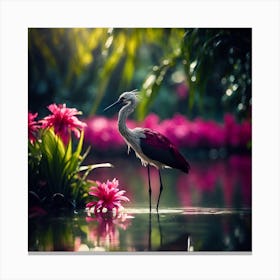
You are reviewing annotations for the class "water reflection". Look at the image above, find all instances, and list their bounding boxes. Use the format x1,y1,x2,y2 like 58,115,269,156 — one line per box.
88,155,251,209
29,208,251,252
29,156,251,252
82,212,134,251
148,212,193,251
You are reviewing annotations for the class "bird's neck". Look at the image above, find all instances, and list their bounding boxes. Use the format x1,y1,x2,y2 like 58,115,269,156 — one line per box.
118,102,135,137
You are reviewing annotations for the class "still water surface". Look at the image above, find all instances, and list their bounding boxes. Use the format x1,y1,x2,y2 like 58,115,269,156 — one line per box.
29,155,251,252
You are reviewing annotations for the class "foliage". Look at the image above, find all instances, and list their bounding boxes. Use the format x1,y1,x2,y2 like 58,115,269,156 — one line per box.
30,129,83,207
137,28,251,120
28,104,112,212
29,28,251,121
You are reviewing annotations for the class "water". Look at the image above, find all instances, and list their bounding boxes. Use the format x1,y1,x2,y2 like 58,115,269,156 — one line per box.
28,155,252,252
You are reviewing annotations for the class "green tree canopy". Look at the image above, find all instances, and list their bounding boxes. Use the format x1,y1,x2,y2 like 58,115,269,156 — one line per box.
29,28,251,121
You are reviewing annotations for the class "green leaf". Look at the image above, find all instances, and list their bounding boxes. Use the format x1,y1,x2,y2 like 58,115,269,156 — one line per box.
137,62,171,121
78,163,113,172
64,134,72,162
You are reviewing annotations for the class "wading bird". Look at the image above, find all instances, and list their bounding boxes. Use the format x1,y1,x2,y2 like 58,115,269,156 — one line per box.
104,90,190,212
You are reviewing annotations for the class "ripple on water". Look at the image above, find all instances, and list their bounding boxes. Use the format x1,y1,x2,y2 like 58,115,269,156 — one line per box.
125,207,251,215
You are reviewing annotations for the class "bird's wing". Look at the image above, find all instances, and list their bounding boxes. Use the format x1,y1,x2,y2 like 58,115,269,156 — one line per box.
139,128,190,173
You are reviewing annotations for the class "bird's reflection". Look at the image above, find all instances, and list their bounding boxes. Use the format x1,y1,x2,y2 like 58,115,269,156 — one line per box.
158,233,193,251
157,213,163,248
148,212,162,250
148,211,192,251
148,212,151,250
148,212,163,250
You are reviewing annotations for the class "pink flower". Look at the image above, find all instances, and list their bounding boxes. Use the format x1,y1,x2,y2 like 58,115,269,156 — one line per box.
28,112,40,144
85,116,124,150
86,178,129,215
84,113,251,150
40,103,87,144
142,113,160,129
84,116,136,150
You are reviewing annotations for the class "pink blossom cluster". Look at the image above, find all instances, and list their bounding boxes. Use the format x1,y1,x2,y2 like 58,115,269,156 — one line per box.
84,113,251,150
84,117,124,150
28,112,40,144
40,104,87,144
28,103,87,145
86,178,130,215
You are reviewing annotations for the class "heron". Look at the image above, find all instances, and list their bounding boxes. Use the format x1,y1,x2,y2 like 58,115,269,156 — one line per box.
104,90,190,212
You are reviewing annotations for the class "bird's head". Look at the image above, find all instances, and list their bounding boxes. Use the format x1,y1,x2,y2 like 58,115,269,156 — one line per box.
104,90,139,112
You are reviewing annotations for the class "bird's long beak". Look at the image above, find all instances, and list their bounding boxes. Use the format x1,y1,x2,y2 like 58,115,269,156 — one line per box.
103,99,122,112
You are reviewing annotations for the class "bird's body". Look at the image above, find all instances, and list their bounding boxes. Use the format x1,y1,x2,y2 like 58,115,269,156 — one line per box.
122,127,189,172
104,90,190,211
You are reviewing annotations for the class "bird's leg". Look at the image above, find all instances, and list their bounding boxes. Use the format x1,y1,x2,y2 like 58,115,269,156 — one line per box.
147,164,152,212
156,170,163,212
